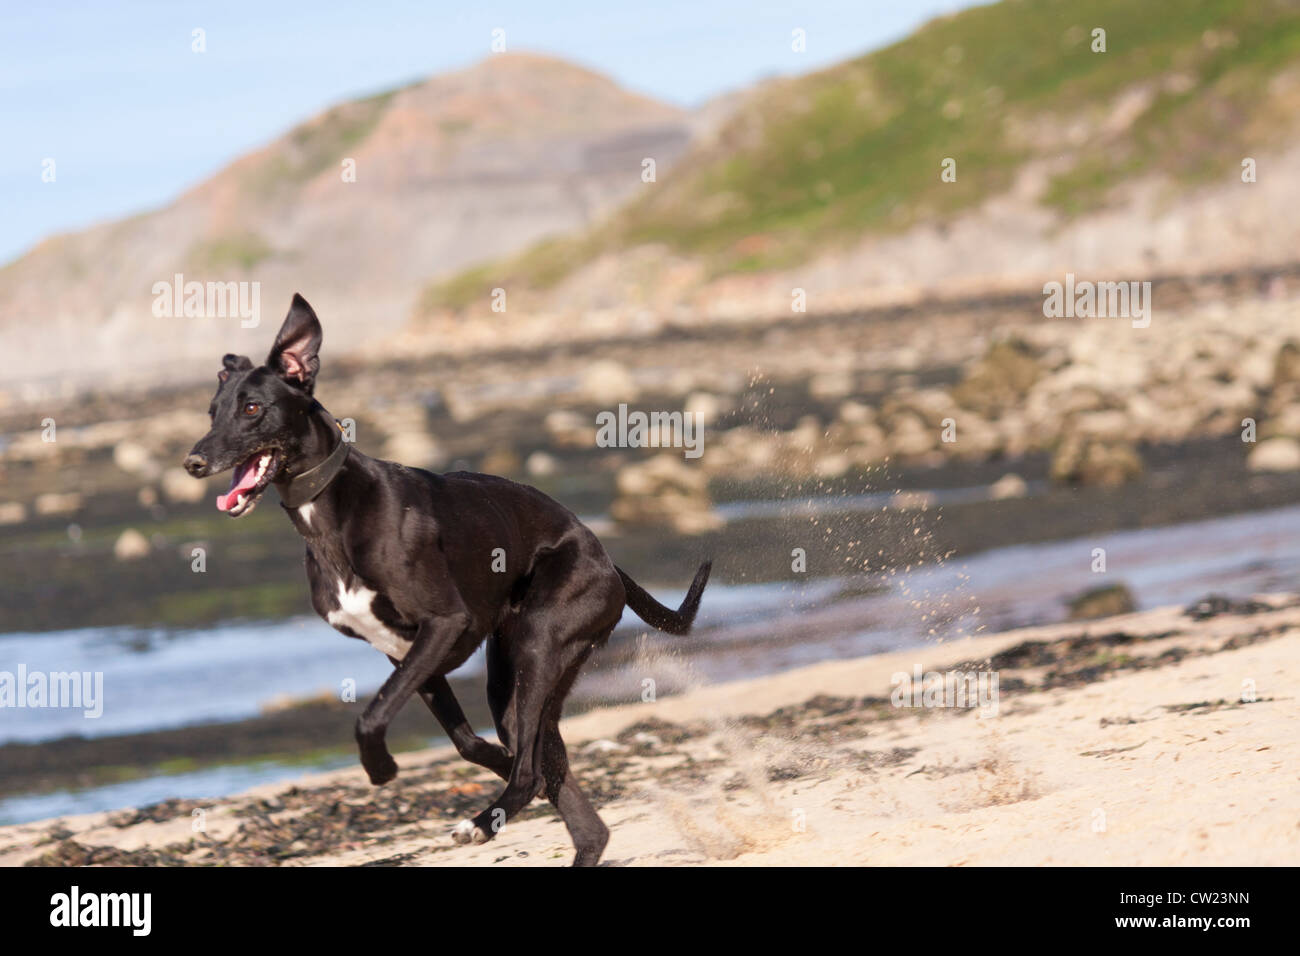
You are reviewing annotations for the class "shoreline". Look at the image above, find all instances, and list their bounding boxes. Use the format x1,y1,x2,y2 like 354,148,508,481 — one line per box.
3,593,1296,866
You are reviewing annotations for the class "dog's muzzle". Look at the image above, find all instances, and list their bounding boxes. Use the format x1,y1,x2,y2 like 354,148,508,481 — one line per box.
183,453,210,478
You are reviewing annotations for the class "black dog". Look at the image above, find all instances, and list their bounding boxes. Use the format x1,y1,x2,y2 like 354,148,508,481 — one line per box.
184,294,710,866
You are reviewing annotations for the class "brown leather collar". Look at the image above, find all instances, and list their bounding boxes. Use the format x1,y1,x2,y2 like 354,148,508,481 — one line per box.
277,412,350,508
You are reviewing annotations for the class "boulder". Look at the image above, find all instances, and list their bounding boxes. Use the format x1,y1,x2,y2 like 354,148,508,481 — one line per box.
161,466,207,503
114,528,150,561
1067,583,1136,621
34,492,83,516
580,360,638,404
989,473,1028,500
1247,436,1300,472
611,454,721,534
1050,433,1142,486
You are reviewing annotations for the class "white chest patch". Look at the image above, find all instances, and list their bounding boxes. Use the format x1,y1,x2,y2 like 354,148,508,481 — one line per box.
297,503,315,528
327,582,412,660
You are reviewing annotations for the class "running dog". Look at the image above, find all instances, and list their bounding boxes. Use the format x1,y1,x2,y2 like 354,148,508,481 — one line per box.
183,294,711,866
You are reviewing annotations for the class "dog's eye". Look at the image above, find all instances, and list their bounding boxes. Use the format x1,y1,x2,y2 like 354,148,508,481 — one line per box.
243,402,261,416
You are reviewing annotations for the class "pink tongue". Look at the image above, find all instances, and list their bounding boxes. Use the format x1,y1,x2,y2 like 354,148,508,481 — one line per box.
216,457,262,512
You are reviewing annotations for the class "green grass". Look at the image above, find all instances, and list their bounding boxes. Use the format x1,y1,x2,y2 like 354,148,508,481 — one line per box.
188,231,274,270
147,580,307,628
420,0,1300,311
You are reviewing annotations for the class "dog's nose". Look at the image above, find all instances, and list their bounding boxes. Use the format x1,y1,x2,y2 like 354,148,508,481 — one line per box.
183,453,209,478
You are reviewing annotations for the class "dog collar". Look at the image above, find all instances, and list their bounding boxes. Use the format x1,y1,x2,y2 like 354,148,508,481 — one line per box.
277,415,350,508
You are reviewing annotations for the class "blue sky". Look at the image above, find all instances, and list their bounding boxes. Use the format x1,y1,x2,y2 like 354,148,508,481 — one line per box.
0,0,986,266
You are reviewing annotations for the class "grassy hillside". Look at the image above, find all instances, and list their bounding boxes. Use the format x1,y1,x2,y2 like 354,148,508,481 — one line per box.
422,0,1300,309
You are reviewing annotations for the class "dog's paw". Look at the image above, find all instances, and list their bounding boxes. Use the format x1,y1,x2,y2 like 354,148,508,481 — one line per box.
451,820,488,846
364,755,399,786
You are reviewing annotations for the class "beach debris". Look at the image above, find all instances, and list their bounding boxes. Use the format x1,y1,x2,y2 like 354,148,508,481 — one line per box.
1183,594,1273,620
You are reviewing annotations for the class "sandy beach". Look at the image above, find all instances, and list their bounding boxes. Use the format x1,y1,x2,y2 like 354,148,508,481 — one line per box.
3,594,1296,868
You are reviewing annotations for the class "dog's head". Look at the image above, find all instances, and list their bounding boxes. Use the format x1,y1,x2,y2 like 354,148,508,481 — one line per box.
183,293,324,517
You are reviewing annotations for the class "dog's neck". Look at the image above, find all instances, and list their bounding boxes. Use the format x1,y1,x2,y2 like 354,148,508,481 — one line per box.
273,401,353,510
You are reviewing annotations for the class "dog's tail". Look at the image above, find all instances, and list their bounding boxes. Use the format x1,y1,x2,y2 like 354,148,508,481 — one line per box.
617,561,712,636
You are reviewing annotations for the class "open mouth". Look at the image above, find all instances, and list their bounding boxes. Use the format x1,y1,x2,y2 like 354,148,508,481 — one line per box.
216,449,282,517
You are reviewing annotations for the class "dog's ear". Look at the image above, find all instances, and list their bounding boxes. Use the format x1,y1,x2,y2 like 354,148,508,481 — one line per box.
267,293,322,391
218,354,253,383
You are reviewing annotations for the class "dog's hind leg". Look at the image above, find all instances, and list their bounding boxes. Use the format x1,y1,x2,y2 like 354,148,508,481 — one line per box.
452,555,622,856
541,719,608,866
451,632,559,847
538,652,610,866
457,606,618,858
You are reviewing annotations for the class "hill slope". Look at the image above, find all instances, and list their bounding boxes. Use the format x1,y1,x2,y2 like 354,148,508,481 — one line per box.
0,54,692,388
421,0,1300,317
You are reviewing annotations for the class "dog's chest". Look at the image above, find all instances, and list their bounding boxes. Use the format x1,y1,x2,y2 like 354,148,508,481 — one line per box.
326,581,413,660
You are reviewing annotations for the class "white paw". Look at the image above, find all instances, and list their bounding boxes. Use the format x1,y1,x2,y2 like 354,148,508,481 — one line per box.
451,820,488,845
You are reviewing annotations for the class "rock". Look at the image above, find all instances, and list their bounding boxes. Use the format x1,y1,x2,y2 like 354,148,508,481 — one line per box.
611,454,721,534
989,473,1028,500
837,400,875,425
161,467,206,503
582,739,627,755
383,431,444,469
525,451,558,477
112,441,160,480
1263,403,1300,439
950,338,1042,416
1050,433,1142,486
113,528,151,561
1247,436,1300,472
479,446,521,475
814,453,851,478
684,391,729,427
809,369,854,399
34,492,83,516
543,410,590,448
886,413,936,457
1272,340,1300,387
1067,583,1136,620
580,360,638,404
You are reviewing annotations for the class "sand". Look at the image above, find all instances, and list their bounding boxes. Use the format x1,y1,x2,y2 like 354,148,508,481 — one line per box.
3,596,1297,867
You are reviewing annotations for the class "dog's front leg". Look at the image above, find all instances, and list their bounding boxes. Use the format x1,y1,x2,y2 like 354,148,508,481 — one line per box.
355,611,470,785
